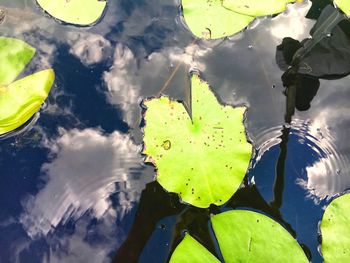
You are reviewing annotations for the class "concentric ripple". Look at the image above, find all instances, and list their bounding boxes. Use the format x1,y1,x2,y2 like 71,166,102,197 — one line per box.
252,118,349,204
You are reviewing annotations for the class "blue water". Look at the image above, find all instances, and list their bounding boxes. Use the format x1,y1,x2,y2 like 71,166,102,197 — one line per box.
1,0,350,262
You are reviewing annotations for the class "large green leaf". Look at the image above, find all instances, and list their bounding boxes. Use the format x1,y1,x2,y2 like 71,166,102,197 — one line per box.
212,210,309,263
181,0,254,39
335,0,350,16
169,234,220,263
170,210,308,263
0,69,55,135
321,193,350,263
143,75,252,208
0,37,54,135
36,0,107,26
223,0,296,17
0,37,36,86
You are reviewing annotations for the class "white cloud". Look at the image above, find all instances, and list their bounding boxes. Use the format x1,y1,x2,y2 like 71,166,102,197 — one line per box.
103,43,211,127
270,1,315,41
20,128,146,238
42,214,118,263
66,32,112,66
103,44,140,125
294,85,350,203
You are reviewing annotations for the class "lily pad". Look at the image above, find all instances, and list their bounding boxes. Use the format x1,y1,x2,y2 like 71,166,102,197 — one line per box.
143,75,252,208
212,210,309,263
0,37,35,86
223,0,296,17
0,70,54,135
321,193,350,263
169,234,220,263
0,37,55,135
335,0,350,16
181,0,254,39
170,210,308,263
36,0,107,26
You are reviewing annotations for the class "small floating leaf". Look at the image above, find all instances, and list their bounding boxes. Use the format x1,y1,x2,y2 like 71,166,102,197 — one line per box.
0,37,35,86
36,0,107,26
181,0,254,39
321,193,350,263
223,0,296,17
143,75,252,208
0,69,55,135
335,0,350,16
211,210,309,263
169,234,220,263
170,210,308,263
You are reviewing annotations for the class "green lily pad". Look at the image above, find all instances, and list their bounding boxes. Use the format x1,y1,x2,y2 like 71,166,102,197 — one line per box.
169,234,220,263
335,0,350,16
181,0,254,39
223,0,296,17
36,0,107,26
0,37,55,135
0,69,55,135
321,193,350,263
0,37,35,86
212,210,309,263
170,210,308,263
143,75,252,208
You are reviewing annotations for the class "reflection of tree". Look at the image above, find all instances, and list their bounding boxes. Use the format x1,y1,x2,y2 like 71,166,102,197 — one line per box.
272,5,350,210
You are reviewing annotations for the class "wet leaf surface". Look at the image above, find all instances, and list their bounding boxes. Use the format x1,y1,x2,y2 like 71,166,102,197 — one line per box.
0,37,54,135
143,75,252,208
223,0,296,16
335,0,350,16
181,0,254,39
212,210,309,263
0,37,35,86
321,193,350,263
169,234,220,263
170,210,308,263
0,69,54,135
36,0,107,26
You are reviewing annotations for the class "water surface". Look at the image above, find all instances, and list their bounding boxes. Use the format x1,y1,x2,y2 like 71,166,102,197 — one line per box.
0,0,350,262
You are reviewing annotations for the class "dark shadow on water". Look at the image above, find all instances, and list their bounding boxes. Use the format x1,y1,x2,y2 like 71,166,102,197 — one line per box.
113,178,304,262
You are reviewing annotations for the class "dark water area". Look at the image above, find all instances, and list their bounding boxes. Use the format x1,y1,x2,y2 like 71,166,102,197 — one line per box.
0,0,350,262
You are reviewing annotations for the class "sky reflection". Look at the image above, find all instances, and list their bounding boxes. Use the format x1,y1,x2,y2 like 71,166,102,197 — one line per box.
1,0,350,262
20,128,148,238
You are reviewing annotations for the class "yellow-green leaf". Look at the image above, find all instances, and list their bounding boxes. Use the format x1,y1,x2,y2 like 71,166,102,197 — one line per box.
169,234,220,263
36,0,107,26
143,75,252,208
321,193,350,263
335,0,350,16
170,210,308,263
0,37,35,86
212,210,309,263
0,69,55,135
181,0,254,39
223,0,296,17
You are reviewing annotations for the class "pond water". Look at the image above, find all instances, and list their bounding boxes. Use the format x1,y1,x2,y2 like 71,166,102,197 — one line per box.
0,0,350,262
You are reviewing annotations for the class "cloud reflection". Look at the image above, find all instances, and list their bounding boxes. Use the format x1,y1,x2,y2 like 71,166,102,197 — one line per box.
20,128,146,238
103,43,211,130
270,1,314,40
295,80,350,203
66,32,113,66
42,215,118,263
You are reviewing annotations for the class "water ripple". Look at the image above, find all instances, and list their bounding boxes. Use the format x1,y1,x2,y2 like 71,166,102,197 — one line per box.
253,118,349,203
